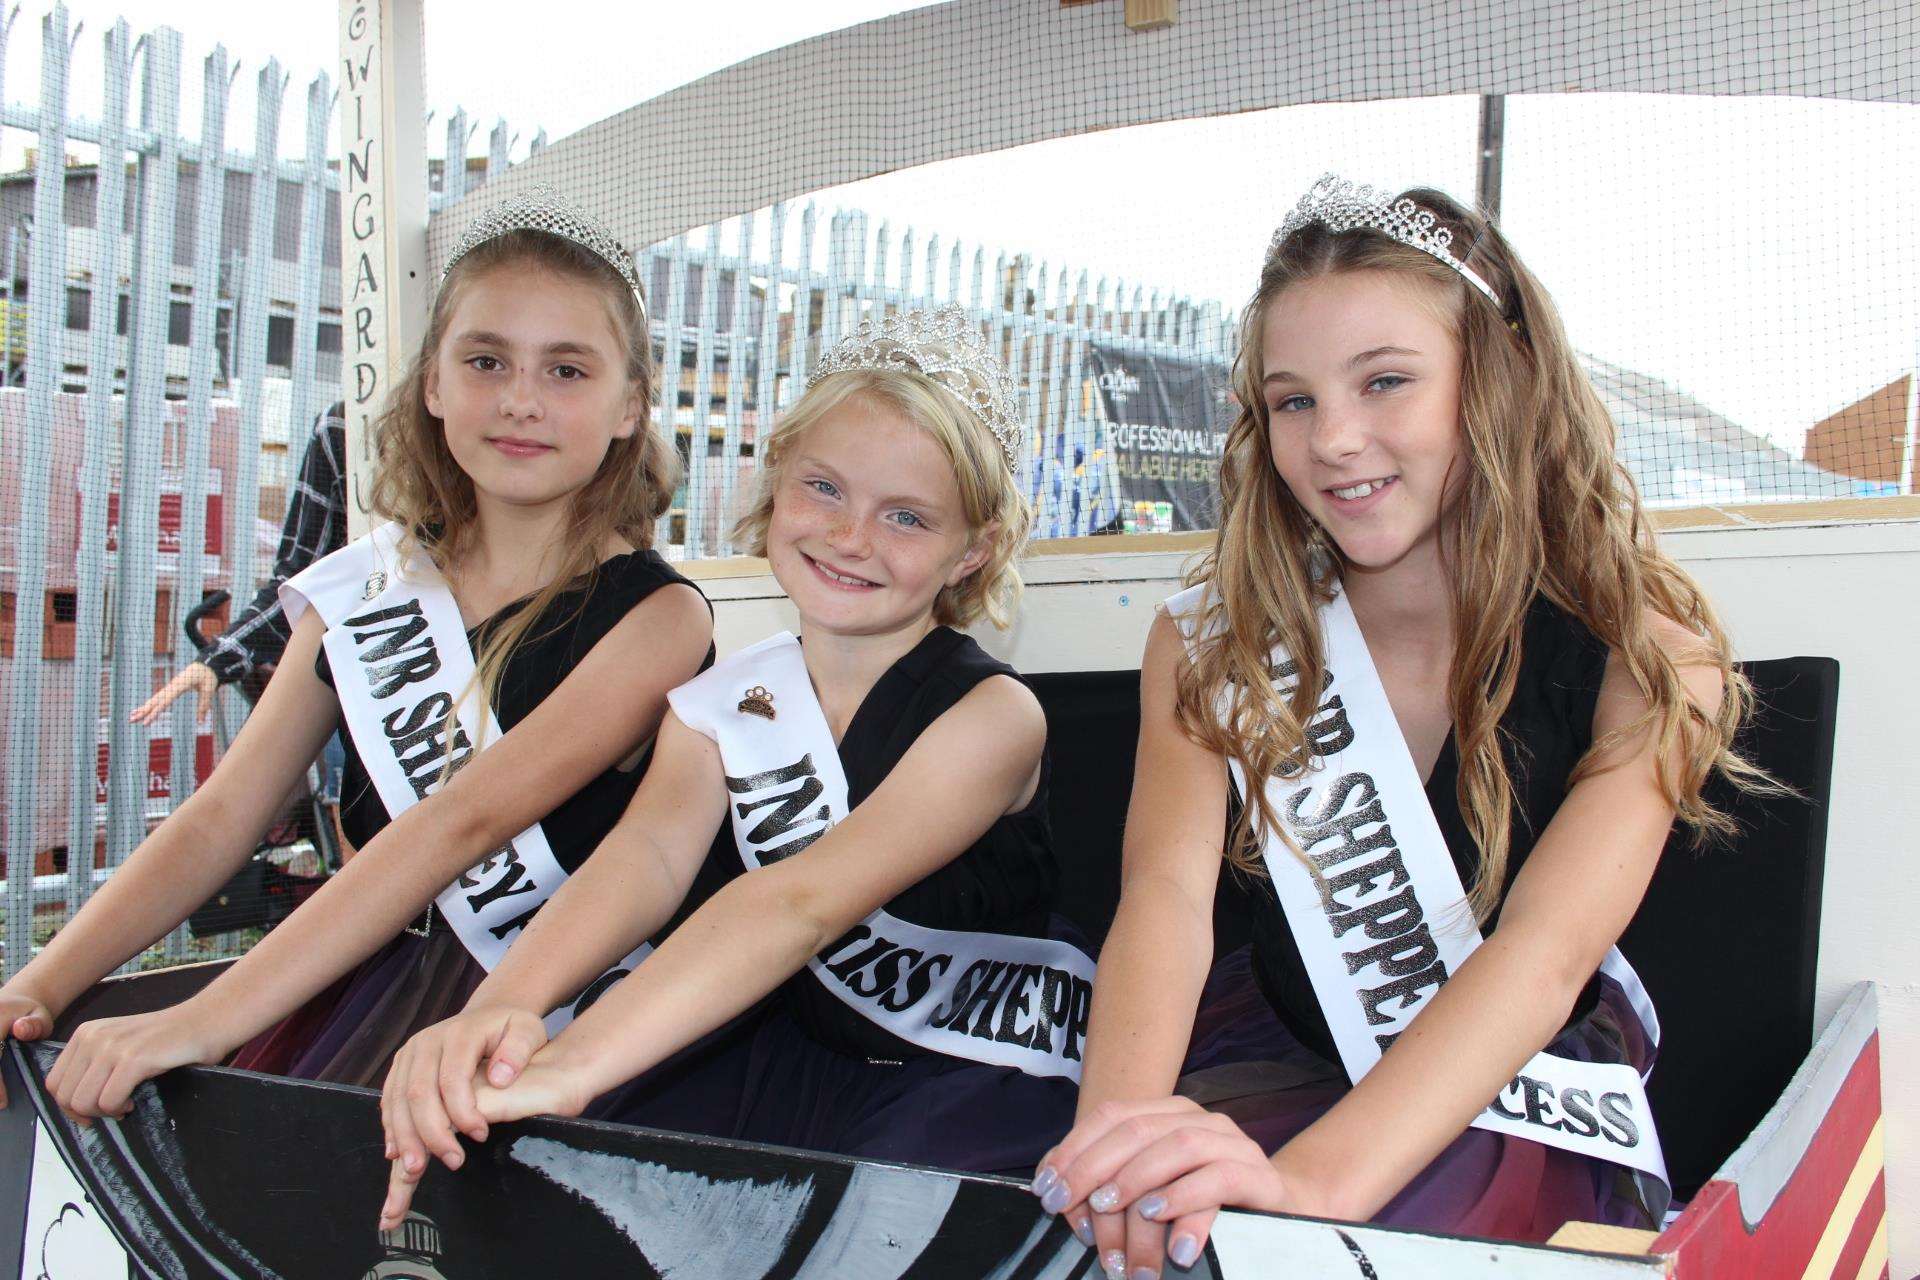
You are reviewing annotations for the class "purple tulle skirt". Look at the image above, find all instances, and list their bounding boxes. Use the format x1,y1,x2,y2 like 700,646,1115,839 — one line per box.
229,929,486,1088
1178,947,1664,1241
590,1000,1078,1177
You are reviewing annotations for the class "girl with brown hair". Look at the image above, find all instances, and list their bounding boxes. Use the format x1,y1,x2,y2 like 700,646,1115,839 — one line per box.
4,188,713,1111
1033,176,1766,1277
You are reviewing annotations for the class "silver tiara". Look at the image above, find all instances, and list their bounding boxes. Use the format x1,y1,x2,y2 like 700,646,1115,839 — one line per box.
1273,173,1501,307
443,184,645,313
806,305,1026,471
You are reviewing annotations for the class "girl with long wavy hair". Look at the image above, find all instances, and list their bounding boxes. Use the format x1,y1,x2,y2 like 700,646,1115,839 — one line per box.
1031,176,1764,1276
4,189,713,1115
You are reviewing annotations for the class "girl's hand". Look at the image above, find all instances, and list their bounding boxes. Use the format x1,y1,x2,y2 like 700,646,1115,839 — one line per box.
378,1043,589,1232
43,1006,226,1123
1033,1097,1296,1279
0,988,57,1109
380,1005,548,1184
130,662,218,726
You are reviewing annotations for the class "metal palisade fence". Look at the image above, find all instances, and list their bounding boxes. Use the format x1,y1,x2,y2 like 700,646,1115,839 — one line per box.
0,8,1227,978
639,206,1234,558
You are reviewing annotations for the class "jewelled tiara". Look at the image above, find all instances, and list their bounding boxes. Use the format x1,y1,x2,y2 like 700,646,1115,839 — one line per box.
807,305,1026,472
1273,173,1501,308
443,184,646,316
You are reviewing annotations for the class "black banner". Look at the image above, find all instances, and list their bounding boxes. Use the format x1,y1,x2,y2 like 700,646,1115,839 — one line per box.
1086,342,1232,533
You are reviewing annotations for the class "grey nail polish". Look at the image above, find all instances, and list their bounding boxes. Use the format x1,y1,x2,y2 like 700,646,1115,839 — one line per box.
1168,1235,1201,1269
1070,1216,1095,1247
1131,1269,1159,1280
1041,1181,1072,1214
1031,1166,1059,1198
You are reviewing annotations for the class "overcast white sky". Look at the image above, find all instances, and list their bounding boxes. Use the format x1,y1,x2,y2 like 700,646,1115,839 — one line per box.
1,0,1913,454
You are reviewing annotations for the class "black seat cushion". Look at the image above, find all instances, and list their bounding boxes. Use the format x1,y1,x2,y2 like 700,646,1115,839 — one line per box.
1030,656,1837,1202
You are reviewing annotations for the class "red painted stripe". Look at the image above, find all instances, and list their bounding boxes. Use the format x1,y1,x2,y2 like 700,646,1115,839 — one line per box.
1829,1174,1885,1280
1656,1031,1881,1280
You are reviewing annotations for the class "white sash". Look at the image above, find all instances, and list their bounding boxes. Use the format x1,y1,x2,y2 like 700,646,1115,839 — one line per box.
282,522,649,1035
1166,583,1670,1191
668,633,1098,1081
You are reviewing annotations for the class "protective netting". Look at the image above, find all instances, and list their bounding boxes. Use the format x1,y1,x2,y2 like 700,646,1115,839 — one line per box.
419,0,1918,554
0,0,1913,973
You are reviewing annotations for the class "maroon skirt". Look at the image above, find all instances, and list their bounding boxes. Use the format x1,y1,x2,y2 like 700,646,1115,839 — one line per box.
228,928,486,1089
1177,947,1664,1241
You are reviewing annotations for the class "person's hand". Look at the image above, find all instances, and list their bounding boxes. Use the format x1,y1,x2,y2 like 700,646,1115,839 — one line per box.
379,1006,548,1184
1032,1097,1295,1278
378,1040,588,1232
130,662,219,726
43,1005,226,1123
0,987,58,1108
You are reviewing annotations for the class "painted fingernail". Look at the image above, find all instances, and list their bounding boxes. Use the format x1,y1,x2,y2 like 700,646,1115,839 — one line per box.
1089,1182,1121,1213
1131,1268,1159,1280
1137,1193,1167,1221
1070,1215,1094,1247
1102,1250,1127,1280
1040,1180,1071,1214
1030,1165,1059,1198
1169,1234,1200,1269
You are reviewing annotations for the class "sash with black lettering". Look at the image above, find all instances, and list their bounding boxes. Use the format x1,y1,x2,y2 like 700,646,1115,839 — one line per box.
668,632,1097,1081
282,522,648,1034
1166,582,1670,1193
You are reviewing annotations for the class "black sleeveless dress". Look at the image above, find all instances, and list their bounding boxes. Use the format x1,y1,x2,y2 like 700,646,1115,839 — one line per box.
594,626,1080,1176
1179,593,1664,1239
229,549,710,1088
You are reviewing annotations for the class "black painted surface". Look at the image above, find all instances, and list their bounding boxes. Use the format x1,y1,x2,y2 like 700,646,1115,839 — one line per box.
9,1040,1146,1279
0,1051,34,1280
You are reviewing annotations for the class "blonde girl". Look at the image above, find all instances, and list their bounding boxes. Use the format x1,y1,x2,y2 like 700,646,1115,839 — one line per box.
378,306,1098,1228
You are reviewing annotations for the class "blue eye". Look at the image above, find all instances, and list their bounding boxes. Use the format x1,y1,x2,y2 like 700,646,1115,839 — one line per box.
1366,374,1410,393
804,477,840,499
888,510,926,530
1271,393,1312,414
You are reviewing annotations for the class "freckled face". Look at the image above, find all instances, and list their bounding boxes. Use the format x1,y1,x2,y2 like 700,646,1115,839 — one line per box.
423,264,640,512
1260,270,1465,573
766,395,990,640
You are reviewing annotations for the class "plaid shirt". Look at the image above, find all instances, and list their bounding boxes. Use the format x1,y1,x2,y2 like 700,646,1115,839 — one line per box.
202,405,348,683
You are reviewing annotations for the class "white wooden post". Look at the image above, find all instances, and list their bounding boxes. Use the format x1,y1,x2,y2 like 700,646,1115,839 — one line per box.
338,0,428,540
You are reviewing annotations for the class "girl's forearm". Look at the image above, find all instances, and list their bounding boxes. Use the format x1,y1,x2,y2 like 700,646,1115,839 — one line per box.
172,798,496,1048
1278,930,1588,1221
1074,879,1215,1119
466,832,687,1016
538,870,824,1100
6,791,257,1015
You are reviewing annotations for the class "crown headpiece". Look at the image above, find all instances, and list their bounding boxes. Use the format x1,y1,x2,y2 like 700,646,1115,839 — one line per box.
1273,174,1501,308
806,305,1026,472
444,184,646,316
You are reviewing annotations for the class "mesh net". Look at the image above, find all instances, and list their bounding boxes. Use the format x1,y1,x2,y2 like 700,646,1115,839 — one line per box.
417,1,1917,554
0,0,1912,972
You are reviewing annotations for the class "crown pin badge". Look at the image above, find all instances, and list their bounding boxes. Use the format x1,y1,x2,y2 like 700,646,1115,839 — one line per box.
739,686,776,721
